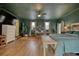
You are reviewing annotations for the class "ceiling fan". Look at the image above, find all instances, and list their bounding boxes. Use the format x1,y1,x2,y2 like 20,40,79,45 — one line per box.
33,3,46,17
36,10,46,17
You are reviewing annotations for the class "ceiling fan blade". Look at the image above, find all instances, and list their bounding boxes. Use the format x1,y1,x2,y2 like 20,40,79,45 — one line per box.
42,13,46,15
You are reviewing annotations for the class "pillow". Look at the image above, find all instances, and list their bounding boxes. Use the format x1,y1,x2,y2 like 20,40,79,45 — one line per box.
72,31,79,36
65,31,73,34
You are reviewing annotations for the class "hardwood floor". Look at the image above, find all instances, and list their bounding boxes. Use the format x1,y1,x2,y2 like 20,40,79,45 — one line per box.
0,36,54,56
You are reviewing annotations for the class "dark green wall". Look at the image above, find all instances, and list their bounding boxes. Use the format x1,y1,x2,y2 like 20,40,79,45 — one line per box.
50,19,57,33
19,18,30,35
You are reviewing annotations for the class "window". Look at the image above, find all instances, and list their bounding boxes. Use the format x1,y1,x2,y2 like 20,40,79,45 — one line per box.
31,22,36,30
0,15,5,23
45,22,50,30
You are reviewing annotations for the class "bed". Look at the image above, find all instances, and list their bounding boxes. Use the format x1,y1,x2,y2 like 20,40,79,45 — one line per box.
49,31,79,56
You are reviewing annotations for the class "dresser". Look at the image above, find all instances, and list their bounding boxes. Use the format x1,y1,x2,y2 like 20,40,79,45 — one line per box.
2,25,16,43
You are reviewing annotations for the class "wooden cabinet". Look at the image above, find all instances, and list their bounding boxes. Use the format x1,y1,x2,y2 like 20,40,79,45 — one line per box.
0,35,6,47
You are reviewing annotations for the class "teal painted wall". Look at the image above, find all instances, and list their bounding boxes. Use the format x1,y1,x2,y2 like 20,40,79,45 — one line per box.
62,8,79,24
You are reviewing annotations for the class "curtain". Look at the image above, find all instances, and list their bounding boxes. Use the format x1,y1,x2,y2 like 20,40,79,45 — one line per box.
50,20,57,33
19,18,30,35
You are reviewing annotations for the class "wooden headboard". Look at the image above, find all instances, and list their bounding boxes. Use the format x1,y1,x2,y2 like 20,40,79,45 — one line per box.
71,23,79,31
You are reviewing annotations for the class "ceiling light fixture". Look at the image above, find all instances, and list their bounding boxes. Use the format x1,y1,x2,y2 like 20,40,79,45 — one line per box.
33,3,43,11
37,14,41,17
